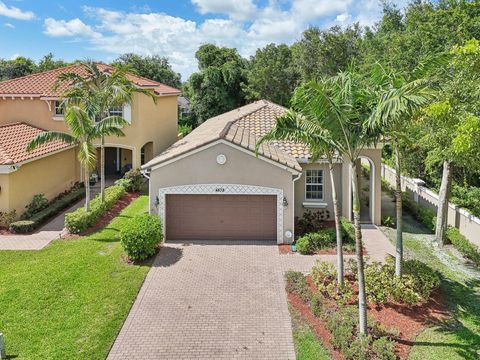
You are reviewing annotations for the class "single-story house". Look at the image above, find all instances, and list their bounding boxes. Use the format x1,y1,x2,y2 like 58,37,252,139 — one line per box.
142,100,382,244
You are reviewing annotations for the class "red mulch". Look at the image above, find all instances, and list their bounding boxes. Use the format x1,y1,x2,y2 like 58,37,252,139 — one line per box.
288,276,448,360
63,192,139,238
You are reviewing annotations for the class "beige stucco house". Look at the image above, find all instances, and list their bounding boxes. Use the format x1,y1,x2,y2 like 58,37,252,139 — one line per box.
142,100,382,244
0,64,180,216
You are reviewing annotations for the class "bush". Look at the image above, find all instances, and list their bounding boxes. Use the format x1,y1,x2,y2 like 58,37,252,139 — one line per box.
295,209,330,237
65,185,125,234
381,216,396,228
296,229,335,254
371,337,396,360
417,207,436,232
9,186,84,234
364,258,440,305
0,210,16,228
23,194,49,219
310,293,324,317
285,271,313,302
311,260,337,291
9,220,35,233
120,214,163,261
447,227,480,266
115,168,144,192
340,217,355,244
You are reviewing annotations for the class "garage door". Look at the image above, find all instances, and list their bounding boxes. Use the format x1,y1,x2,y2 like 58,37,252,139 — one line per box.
165,194,276,241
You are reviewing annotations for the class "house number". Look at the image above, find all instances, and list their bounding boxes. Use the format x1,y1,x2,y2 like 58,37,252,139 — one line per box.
215,187,225,192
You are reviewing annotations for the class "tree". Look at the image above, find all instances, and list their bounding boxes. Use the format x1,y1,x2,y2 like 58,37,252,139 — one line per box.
283,71,379,334
367,62,437,276
257,109,345,284
421,40,480,245
243,44,300,106
185,44,247,124
0,56,36,80
27,104,126,210
37,53,68,72
292,25,363,82
55,62,155,202
113,53,181,88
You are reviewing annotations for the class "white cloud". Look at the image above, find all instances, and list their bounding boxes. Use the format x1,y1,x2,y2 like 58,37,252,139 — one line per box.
44,18,101,38
191,0,256,20
41,1,412,79
0,1,35,20
4,22,14,28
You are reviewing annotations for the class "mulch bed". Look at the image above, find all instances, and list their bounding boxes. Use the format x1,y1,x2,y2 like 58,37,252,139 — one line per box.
63,192,139,238
288,275,448,360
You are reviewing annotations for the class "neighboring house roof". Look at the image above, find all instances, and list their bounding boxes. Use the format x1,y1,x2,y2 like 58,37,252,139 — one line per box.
0,123,72,165
142,100,304,172
0,63,181,97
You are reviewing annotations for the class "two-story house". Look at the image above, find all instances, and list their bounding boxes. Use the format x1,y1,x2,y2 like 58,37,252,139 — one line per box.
0,63,181,216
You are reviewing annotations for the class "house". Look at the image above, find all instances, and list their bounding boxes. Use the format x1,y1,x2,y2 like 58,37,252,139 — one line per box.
0,64,181,216
142,100,382,244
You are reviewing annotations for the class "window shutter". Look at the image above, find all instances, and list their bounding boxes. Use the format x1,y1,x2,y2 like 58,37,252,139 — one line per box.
123,103,132,124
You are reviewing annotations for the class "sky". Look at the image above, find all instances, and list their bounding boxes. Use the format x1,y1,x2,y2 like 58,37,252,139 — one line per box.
0,0,410,80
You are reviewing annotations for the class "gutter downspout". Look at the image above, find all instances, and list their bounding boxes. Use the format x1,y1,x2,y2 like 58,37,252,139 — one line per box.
292,171,302,242
141,168,152,213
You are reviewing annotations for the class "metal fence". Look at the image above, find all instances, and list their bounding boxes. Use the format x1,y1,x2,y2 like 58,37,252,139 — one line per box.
381,164,480,247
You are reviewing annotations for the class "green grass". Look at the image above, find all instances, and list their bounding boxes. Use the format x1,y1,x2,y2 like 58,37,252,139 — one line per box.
0,196,151,360
380,191,480,360
293,327,331,360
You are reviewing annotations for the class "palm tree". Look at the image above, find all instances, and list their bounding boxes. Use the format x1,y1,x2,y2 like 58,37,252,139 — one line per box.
56,61,156,202
367,62,438,276
27,104,126,211
257,110,346,285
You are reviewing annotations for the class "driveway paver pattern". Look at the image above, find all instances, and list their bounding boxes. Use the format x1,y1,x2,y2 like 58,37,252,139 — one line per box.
108,240,296,360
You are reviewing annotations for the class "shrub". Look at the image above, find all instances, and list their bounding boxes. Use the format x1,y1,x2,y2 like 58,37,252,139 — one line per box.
447,227,480,266
371,336,396,360
285,271,313,302
178,124,192,136
364,262,394,304
296,229,336,254
9,220,35,233
295,236,314,255
9,186,84,233
340,217,355,244
402,259,441,299
381,216,396,228
120,214,163,261
343,335,371,360
115,168,144,192
65,185,125,234
311,260,337,291
23,194,49,219
417,207,436,232
310,293,324,317
0,210,16,228
295,209,330,236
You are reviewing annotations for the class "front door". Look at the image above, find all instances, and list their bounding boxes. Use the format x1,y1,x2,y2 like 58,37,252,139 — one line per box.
104,147,118,175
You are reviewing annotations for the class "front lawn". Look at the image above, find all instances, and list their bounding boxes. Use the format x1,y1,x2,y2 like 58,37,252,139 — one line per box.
0,196,151,359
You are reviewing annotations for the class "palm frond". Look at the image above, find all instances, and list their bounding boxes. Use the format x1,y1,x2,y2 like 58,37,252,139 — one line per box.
27,131,76,152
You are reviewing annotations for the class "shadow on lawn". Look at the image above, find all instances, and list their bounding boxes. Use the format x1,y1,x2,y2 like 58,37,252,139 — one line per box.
411,278,480,359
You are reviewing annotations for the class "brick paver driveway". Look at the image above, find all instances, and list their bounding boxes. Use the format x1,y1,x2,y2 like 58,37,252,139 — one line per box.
108,240,296,360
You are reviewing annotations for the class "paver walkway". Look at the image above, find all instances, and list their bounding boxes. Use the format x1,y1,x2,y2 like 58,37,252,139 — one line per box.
108,225,393,359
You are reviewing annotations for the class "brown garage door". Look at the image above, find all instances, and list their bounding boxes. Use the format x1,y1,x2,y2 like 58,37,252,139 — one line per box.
165,194,276,241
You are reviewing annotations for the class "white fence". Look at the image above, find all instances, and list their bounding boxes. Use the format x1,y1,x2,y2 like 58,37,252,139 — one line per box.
381,164,480,247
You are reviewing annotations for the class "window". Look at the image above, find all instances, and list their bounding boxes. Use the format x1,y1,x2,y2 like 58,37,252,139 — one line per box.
54,101,64,116
305,169,324,200
108,106,123,117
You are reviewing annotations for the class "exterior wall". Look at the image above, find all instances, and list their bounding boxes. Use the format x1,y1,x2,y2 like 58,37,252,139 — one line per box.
0,93,179,170
294,162,342,221
0,148,77,216
382,164,480,247
148,142,296,244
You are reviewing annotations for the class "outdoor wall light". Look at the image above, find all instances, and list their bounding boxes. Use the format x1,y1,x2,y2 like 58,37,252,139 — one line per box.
285,230,293,239
155,195,160,208
282,196,288,207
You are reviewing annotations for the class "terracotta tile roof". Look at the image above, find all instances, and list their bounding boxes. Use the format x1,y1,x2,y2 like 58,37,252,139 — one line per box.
0,123,72,165
0,63,181,97
142,100,303,172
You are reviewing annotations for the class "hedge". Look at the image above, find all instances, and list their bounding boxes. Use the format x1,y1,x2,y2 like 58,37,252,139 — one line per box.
65,185,125,234
447,227,480,266
9,186,85,234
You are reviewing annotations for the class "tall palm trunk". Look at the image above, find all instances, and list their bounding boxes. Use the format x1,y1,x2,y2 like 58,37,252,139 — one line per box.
84,167,91,211
435,160,452,246
394,144,403,276
100,136,105,203
351,161,367,335
329,161,344,285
